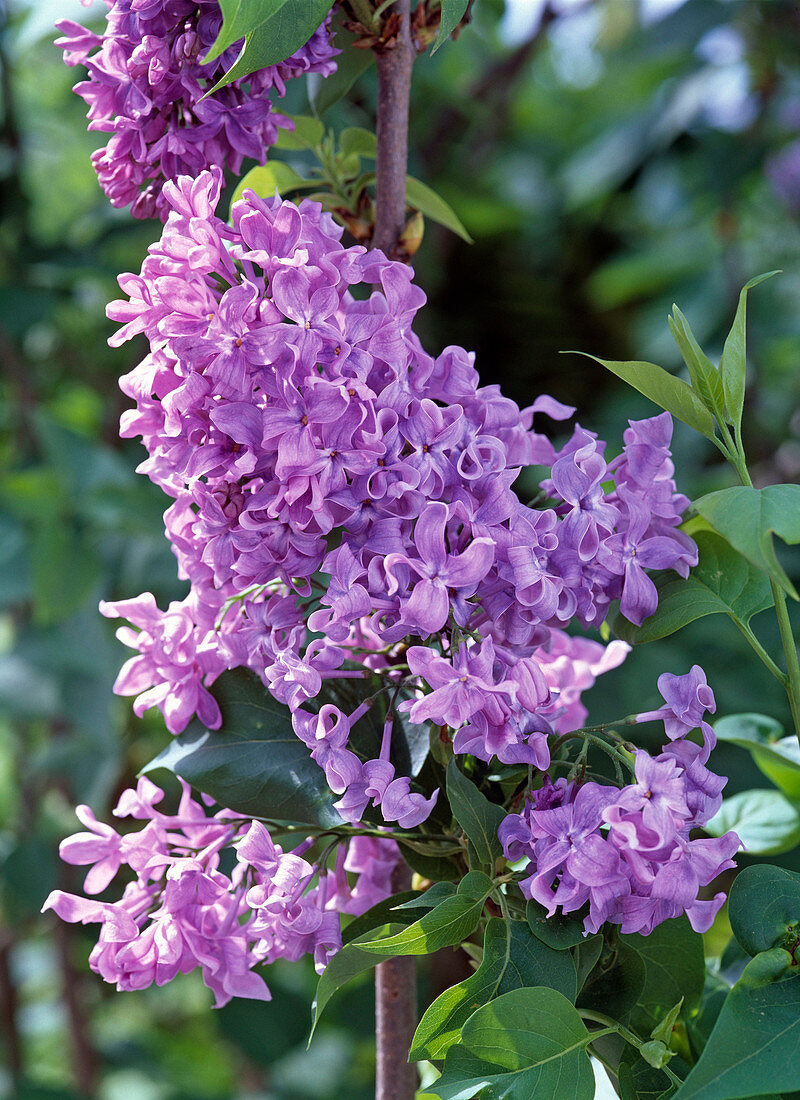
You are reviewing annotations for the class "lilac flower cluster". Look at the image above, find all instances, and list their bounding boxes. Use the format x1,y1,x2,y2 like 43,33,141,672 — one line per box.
43,777,399,1005
55,1,337,219
98,167,697,835
500,667,739,935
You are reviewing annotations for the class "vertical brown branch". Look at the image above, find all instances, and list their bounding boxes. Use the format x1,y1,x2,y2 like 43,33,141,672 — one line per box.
375,862,417,1100
371,0,414,257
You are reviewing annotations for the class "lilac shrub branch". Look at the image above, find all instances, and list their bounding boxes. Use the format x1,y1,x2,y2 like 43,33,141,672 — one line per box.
372,0,415,256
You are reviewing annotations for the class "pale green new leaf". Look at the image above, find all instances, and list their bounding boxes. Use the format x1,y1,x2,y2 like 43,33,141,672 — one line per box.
668,306,725,421
231,162,316,208
719,271,780,433
405,176,473,243
432,0,469,54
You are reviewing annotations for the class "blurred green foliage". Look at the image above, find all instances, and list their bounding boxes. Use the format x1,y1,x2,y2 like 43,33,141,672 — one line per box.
1,0,799,1095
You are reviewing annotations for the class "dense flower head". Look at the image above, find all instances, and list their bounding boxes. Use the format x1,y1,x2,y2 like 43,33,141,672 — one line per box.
98,169,699,831
55,2,338,218
500,668,740,936
42,778,393,1005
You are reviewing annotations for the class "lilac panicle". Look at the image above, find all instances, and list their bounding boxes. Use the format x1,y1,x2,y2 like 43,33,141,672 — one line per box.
55,2,338,219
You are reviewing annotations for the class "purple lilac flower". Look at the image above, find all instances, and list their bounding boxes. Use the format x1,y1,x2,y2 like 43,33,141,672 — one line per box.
56,2,338,219
499,668,739,937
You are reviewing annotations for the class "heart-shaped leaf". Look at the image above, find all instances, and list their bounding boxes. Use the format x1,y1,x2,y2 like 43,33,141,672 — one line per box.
714,714,800,799
728,865,800,957
706,789,800,856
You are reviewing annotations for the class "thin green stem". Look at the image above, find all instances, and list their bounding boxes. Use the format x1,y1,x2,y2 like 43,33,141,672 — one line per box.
736,620,788,687
578,1009,683,1084
772,579,800,739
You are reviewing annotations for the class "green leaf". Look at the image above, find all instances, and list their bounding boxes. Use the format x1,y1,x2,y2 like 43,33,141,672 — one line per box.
619,1045,679,1100
411,918,577,1061
405,176,473,243
446,760,505,871
714,714,800,799
431,0,469,54
231,162,316,208
571,934,604,997
339,127,377,159
693,484,800,600
611,531,773,645
431,987,595,1100
623,916,705,1033
668,306,725,422
395,882,457,909
310,922,403,1039
340,891,421,945
274,113,326,151
671,951,800,1100
205,0,334,92
526,900,590,951
143,668,342,827
357,872,493,957
706,789,800,856
728,864,800,957
203,0,331,64
568,355,717,441
579,941,647,1022
310,12,374,117
719,272,780,434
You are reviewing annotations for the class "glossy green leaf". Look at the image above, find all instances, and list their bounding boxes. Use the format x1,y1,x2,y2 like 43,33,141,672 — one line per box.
431,0,469,54
357,871,493,956
526,899,589,950
623,916,705,1032
572,934,604,995
231,162,316,208
672,950,800,1100
714,714,800,798
706,789,800,856
143,668,342,827
405,176,473,243
203,0,332,65
274,113,325,151
310,12,374,117
446,760,505,871
205,0,334,92
693,484,800,600
719,272,780,433
411,918,577,1061
728,864,800,957
612,531,773,645
310,922,403,1039
570,355,717,441
579,941,647,1021
668,306,725,421
431,987,595,1100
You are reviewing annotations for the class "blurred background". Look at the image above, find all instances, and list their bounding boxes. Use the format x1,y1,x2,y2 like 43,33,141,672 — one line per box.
1,0,800,1095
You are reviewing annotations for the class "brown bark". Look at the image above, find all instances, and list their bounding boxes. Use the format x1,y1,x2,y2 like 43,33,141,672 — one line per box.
371,0,415,258
375,862,417,1100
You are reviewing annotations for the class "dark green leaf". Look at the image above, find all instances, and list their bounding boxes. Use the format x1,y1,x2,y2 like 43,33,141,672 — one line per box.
405,176,473,243
431,987,595,1100
623,916,705,1033
619,1044,680,1100
143,668,342,827
611,531,773,645
431,0,469,54
672,950,800,1100
706,789,800,856
719,272,779,433
356,871,493,956
310,922,403,1039
728,865,800,957
568,354,717,441
341,891,421,945
446,760,505,871
205,0,334,92
527,899,590,950
714,714,800,799
693,484,800,600
411,917,577,1061
572,934,604,995
579,942,647,1022
668,306,725,421
396,841,461,882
